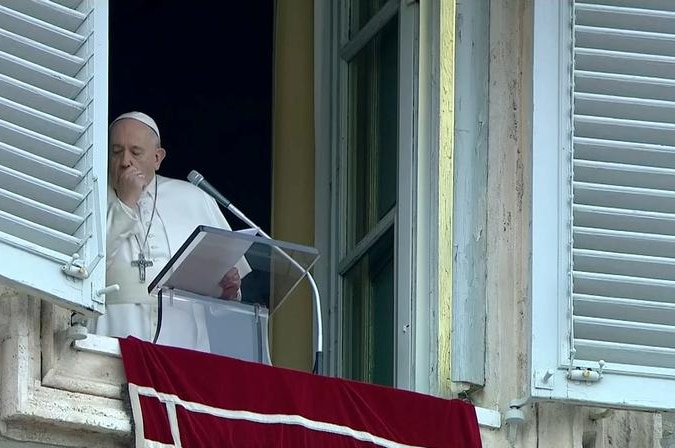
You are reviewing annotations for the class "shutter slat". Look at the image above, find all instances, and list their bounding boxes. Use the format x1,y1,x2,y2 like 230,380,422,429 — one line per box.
576,4,675,34
0,0,87,33
0,141,82,189
574,182,675,213
575,71,675,102
574,249,675,282
0,50,84,98
0,187,83,235
0,26,83,76
0,164,83,212
0,5,84,53
576,25,675,57
0,209,82,255
574,160,675,190
575,316,675,348
575,204,675,239
574,137,675,168
574,271,675,303
575,294,675,324
575,48,675,79
574,226,675,258
575,339,675,370
574,115,675,146
577,1,675,13
575,93,675,124
50,0,83,10
0,96,85,144
0,118,83,166
0,73,84,121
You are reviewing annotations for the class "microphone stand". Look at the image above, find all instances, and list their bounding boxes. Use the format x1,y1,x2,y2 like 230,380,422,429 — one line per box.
207,195,324,375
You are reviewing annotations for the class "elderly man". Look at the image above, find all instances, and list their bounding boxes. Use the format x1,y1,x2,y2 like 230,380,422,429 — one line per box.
94,111,250,351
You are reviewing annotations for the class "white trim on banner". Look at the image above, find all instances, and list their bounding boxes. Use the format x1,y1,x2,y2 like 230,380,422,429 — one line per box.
128,382,435,448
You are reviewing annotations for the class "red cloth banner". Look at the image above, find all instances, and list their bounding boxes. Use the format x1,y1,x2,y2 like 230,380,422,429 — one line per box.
119,336,483,447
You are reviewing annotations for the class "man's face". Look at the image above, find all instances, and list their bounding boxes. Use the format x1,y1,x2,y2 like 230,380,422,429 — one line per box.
109,119,165,190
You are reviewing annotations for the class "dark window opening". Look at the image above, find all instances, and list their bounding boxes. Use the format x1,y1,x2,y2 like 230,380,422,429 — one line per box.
108,1,273,234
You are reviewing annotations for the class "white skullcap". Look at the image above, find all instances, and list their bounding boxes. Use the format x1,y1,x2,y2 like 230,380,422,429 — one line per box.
110,111,160,140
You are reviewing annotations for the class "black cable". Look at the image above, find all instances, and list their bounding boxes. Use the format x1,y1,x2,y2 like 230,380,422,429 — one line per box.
152,288,163,343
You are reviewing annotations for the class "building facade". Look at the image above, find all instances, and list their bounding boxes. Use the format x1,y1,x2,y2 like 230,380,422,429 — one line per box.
0,0,671,446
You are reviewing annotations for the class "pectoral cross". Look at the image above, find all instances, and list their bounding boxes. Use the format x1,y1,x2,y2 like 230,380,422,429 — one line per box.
131,252,153,283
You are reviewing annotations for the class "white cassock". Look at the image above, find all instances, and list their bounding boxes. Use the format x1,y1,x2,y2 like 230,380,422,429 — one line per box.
94,175,251,352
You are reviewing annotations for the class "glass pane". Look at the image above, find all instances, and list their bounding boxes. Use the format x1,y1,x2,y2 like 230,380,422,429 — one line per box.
347,16,398,247
349,0,389,36
343,227,395,386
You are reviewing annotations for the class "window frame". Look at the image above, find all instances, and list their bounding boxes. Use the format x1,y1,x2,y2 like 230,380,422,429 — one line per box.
318,0,420,390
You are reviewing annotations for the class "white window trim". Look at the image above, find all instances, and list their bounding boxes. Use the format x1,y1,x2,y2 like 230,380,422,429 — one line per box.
531,0,675,410
413,0,439,394
531,0,573,389
316,0,426,391
396,0,419,392
451,0,489,387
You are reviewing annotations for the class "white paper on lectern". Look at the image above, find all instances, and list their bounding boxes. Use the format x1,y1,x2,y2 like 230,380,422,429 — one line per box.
237,228,259,237
166,228,258,298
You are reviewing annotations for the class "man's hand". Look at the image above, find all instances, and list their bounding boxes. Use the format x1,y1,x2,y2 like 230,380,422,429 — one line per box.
219,267,241,300
115,166,146,207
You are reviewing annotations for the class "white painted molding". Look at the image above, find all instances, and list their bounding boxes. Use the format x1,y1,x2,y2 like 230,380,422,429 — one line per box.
73,333,122,357
475,406,501,429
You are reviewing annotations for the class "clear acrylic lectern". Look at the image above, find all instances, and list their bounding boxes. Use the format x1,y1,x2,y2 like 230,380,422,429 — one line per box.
147,225,320,365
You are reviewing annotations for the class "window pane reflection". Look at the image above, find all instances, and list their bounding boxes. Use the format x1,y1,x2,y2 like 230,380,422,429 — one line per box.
347,17,398,248
342,227,394,386
349,0,389,37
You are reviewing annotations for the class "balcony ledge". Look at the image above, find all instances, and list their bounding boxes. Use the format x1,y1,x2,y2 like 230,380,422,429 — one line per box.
73,334,502,429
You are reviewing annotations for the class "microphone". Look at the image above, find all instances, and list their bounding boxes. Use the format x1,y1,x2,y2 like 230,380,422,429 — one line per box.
187,170,324,375
188,170,231,208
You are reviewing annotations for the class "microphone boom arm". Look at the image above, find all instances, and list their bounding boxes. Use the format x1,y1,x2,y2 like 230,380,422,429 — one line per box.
226,203,323,375
188,171,323,374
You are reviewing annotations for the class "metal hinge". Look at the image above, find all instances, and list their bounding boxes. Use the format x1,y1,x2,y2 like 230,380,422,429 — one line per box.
62,253,89,279
568,360,605,384
566,349,605,384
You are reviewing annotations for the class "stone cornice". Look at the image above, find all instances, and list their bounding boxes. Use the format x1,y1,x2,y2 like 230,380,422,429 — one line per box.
0,291,131,447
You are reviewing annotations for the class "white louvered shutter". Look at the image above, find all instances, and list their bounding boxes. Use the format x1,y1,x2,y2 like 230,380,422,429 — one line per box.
532,0,675,409
572,0,675,373
0,0,108,315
